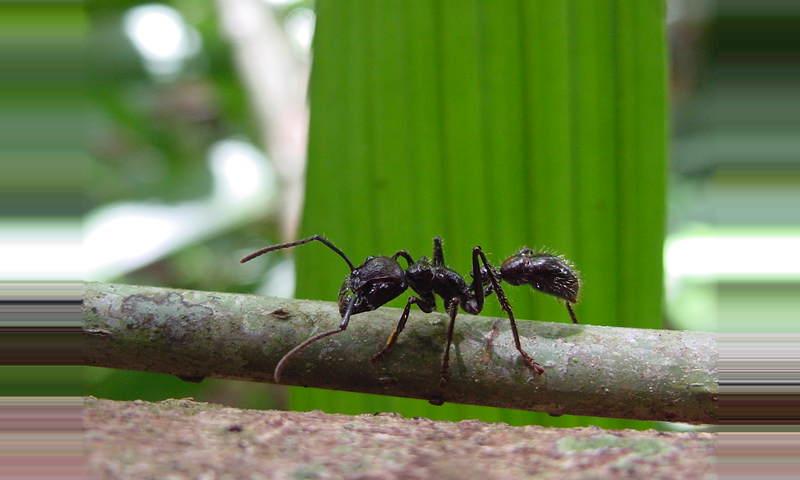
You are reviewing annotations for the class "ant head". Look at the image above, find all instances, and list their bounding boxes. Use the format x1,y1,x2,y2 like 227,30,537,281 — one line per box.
337,284,370,317
405,256,434,295
337,256,407,316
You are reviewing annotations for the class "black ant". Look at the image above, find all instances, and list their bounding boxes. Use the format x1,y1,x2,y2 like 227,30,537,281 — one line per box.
241,235,580,387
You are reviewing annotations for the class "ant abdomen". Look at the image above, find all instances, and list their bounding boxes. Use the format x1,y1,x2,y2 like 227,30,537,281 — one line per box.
500,251,580,304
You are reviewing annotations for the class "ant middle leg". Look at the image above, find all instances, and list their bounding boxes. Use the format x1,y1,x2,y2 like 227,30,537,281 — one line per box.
474,247,545,376
433,236,445,267
371,295,433,363
439,298,460,387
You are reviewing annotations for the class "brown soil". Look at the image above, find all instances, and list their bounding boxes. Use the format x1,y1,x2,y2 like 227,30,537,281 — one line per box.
85,397,714,479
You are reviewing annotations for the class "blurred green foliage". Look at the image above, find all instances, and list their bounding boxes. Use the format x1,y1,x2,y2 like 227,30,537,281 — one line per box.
89,0,245,204
78,0,292,407
295,0,667,428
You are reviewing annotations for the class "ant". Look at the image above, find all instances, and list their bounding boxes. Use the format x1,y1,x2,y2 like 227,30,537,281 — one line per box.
241,235,580,387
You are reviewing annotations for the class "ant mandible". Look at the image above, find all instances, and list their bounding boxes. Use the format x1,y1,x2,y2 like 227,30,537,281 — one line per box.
241,235,580,387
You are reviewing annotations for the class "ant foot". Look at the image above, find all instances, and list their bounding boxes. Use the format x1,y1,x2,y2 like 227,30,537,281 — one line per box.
370,351,386,364
521,354,545,375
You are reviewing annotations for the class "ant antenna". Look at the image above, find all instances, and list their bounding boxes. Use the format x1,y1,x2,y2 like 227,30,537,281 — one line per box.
273,296,357,383
240,234,355,271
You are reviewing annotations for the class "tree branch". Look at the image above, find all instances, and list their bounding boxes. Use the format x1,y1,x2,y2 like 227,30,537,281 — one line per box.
84,283,717,424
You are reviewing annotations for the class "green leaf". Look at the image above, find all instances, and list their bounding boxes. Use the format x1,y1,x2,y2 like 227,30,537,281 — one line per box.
295,0,667,428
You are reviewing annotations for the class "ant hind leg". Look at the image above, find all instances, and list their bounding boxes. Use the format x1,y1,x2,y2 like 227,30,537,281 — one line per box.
439,298,460,387
474,247,545,376
566,301,578,324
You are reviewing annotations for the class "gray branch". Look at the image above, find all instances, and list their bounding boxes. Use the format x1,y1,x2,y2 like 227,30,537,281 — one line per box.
84,283,717,424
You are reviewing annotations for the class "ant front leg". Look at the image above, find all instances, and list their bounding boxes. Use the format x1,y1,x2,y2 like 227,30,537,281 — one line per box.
439,298,460,387
474,247,545,376
371,295,433,363
462,246,486,314
392,250,414,267
274,297,356,383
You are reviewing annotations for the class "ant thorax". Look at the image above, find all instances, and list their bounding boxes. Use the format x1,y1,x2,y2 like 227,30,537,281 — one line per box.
405,256,434,293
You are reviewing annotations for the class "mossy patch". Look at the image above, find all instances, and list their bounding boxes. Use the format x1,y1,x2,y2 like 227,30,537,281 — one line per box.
558,434,670,456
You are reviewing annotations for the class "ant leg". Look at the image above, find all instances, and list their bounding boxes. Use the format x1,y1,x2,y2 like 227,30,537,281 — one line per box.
273,297,356,383
241,234,354,271
433,236,445,267
463,246,486,314
392,250,414,267
439,298,460,387
566,301,579,324
371,295,431,363
475,248,545,376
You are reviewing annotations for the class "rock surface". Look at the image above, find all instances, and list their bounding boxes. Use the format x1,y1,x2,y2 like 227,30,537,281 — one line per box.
85,398,714,479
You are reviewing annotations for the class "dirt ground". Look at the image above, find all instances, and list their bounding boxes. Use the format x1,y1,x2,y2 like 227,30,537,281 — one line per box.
85,397,714,479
